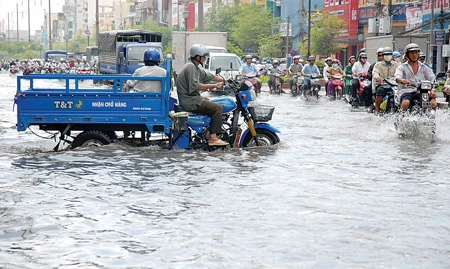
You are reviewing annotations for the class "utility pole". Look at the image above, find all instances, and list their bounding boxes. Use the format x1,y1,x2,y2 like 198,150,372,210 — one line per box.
307,0,311,56
49,0,52,50
16,3,19,42
96,0,99,46
286,16,290,59
7,12,10,42
430,0,434,70
28,0,31,43
198,0,204,31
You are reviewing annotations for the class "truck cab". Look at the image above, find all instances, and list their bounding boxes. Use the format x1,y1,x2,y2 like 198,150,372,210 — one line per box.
118,43,164,74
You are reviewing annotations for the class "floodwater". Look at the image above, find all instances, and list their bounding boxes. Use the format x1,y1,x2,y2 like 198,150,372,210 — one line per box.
0,72,449,268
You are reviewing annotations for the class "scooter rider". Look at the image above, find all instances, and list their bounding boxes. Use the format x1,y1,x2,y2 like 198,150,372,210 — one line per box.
327,59,344,95
373,47,399,114
350,52,371,107
123,49,166,93
394,43,437,113
418,52,432,69
268,60,285,91
323,57,333,95
176,44,229,147
239,54,262,92
288,56,303,89
301,56,321,97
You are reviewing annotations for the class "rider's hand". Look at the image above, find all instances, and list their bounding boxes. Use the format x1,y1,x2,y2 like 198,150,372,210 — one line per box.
215,83,223,89
398,78,408,84
429,90,437,99
376,77,382,83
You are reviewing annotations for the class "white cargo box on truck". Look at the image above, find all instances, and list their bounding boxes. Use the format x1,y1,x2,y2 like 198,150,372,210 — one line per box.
172,31,228,73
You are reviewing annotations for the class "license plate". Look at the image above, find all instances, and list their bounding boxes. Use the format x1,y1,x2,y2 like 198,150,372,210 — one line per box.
422,101,431,108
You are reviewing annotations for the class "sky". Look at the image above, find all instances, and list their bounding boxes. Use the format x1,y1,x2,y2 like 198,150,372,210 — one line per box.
0,0,64,34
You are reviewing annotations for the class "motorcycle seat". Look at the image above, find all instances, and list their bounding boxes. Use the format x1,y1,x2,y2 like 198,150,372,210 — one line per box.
174,104,196,116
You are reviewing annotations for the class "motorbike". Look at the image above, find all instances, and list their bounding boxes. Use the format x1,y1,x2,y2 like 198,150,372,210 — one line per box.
351,72,370,108
329,73,344,101
170,69,280,150
290,72,303,97
243,72,261,96
269,72,282,95
395,81,436,140
303,74,321,100
378,77,399,114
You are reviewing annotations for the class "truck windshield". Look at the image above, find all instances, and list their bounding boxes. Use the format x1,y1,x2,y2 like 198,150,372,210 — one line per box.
210,56,241,71
47,54,67,61
127,46,163,61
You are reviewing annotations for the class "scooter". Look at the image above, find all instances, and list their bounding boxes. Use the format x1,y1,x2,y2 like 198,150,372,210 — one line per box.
303,74,321,101
290,72,303,97
395,80,436,140
243,72,261,96
378,77,399,114
269,73,282,95
170,69,280,149
351,72,370,108
329,73,344,101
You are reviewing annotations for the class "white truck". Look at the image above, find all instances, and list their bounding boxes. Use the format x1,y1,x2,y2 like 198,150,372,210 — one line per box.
172,31,228,73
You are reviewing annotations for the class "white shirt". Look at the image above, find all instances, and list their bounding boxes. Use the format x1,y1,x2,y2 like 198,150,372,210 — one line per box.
352,61,370,78
124,65,167,92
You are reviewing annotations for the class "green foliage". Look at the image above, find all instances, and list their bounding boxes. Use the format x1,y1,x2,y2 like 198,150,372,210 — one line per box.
227,42,243,56
260,75,269,84
299,14,345,57
258,33,283,59
316,60,326,73
206,4,277,54
135,21,175,55
230,5,274,52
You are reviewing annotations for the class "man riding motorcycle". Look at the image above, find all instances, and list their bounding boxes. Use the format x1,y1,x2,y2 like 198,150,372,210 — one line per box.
288,56,303,89
268,60,285,93
394,43,437,113
301,56,321,98
350,52,371,108
373,47,400,114
239,54,262,93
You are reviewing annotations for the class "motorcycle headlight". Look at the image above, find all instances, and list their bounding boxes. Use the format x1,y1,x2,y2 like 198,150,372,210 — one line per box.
421,81,432,90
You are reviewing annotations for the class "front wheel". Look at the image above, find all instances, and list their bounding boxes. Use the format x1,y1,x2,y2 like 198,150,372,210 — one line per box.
242,129,279,147
71,130,113,149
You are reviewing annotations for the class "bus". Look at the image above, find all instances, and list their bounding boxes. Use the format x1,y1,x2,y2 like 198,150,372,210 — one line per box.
44,50,68,62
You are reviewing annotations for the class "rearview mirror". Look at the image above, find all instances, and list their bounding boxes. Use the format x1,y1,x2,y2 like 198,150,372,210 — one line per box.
215,67,222,75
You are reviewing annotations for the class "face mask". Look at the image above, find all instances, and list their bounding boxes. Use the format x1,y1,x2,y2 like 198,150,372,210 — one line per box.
384,55,392,62
332,64,338,68
360,58,367,63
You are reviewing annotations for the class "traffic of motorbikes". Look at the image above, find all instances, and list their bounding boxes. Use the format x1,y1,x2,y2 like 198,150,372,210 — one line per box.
0,58,96,76
239,45,443,141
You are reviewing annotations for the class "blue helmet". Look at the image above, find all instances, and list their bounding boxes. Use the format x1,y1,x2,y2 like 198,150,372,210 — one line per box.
144,49,160,63
392,51,401,57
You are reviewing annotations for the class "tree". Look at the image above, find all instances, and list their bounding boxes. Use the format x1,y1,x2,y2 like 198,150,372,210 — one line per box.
258,33,283,58
299,13,346,57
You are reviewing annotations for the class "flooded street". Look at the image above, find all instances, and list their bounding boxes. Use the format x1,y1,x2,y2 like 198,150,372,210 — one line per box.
0,72,449,268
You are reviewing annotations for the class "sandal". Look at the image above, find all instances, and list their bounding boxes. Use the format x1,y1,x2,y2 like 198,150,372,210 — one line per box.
208,139,229,146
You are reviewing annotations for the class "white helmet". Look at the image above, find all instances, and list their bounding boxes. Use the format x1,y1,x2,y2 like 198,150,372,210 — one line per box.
190,44,210,58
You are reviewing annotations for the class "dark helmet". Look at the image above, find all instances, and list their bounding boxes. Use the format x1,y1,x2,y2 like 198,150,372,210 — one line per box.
144,49,161,63
382,47,393,55
189,44,210,58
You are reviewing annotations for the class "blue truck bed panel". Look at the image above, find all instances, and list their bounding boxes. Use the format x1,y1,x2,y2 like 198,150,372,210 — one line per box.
15,64,173,134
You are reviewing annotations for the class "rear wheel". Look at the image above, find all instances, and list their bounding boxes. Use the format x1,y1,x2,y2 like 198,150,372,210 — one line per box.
242,129,279,147
71,130,113,149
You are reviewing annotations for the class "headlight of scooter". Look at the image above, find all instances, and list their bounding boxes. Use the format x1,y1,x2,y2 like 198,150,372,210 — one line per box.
420,81,432,90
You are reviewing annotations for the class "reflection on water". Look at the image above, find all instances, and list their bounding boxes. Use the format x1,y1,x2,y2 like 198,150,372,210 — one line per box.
1,74,449,268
